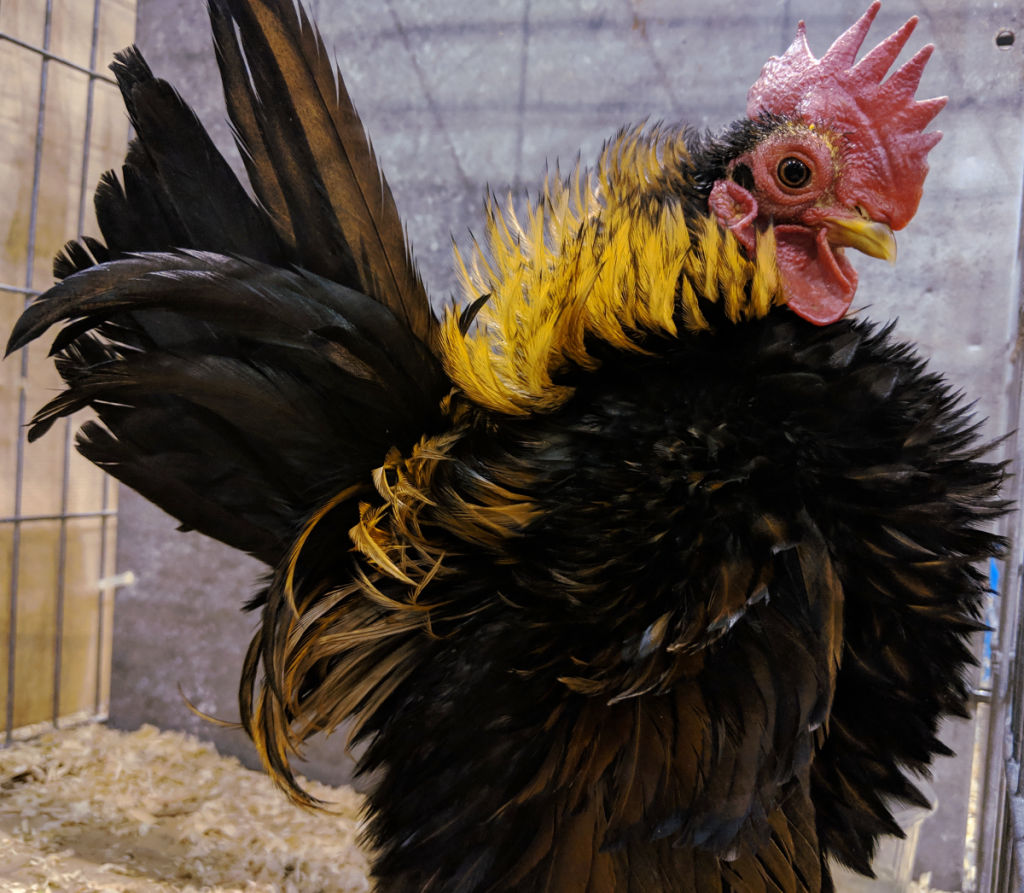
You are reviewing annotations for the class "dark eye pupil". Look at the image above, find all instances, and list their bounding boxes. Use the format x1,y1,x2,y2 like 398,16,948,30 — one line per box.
777,157,811,188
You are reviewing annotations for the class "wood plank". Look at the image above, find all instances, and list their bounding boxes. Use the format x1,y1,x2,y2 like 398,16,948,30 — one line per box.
0,524,13,729
10,520,59,729
0,0,48,49
96,0,138,70
96,511,116,717
58,517,105,718
0,42,42,522
50,0,106,70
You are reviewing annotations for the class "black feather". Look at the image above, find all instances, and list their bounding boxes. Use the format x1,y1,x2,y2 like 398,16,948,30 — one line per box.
208,0,434,342
8,249,446,565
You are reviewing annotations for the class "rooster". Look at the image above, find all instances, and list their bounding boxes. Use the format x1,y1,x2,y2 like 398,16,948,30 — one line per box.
6,1,1005,890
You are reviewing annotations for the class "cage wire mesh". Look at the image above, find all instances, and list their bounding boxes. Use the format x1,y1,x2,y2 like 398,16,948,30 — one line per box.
0,0,134,746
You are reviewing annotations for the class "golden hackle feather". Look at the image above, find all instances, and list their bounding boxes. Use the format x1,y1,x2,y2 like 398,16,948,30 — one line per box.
249,418,544,799
440,127,783,417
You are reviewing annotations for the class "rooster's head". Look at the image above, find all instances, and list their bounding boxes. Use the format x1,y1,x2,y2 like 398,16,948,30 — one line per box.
707,2,946,324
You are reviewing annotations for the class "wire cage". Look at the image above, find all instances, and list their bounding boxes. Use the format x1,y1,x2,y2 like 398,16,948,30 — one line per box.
1,1,1023,891
0,0,134,745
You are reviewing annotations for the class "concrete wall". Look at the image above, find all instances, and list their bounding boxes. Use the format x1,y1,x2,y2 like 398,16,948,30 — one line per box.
104,1,1024,889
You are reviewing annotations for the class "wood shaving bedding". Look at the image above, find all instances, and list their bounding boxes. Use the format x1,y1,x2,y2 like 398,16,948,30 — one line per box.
0,723,371,892
0,723,960,893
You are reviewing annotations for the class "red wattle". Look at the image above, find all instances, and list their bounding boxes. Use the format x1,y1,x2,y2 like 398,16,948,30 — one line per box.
773,226,857,325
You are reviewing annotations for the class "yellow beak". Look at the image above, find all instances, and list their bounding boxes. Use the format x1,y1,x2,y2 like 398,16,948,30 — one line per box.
824,216,897,264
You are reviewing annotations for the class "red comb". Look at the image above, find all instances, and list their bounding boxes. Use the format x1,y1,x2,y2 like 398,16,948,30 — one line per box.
746,2,947,229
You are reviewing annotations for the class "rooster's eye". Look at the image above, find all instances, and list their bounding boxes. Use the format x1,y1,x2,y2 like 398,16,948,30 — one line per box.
777,157,812,189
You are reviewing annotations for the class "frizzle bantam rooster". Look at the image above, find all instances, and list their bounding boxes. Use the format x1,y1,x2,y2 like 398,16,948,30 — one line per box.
6,1,1005,890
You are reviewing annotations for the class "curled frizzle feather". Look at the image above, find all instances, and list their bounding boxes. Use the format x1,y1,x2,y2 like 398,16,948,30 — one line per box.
747,1,946,230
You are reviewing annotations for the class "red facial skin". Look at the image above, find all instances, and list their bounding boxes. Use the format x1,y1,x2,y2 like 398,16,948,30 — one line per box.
709,126,866,326
711,3,947,326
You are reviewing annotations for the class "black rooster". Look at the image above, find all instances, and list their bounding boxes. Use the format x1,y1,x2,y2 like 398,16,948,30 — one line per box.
6,1,1004,890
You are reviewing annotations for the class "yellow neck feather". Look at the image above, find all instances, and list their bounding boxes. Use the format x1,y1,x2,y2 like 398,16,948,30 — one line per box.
438,127,784,418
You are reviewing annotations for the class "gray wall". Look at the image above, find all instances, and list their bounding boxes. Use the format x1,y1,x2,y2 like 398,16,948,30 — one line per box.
105,2,1024,889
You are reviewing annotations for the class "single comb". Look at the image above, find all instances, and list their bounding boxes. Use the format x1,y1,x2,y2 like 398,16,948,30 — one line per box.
747,2,947,229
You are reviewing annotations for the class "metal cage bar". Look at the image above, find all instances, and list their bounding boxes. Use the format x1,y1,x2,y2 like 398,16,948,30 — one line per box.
3,0,55,749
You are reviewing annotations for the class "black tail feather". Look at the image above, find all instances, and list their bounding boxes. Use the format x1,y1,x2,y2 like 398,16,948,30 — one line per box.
9,250,447,563
107,45,284,261
209,0,434,343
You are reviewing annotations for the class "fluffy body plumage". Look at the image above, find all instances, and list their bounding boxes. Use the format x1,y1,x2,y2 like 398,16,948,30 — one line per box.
6,2,1004,891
